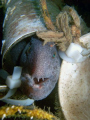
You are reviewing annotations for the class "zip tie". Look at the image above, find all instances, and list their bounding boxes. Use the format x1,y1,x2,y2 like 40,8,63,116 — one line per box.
59,33,90,63
6,66,22,89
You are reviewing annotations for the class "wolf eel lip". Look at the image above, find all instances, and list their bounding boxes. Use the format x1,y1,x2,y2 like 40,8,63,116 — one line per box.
32,78,49,89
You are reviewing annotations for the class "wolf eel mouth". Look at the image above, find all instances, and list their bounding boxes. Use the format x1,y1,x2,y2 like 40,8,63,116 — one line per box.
20,37,60,100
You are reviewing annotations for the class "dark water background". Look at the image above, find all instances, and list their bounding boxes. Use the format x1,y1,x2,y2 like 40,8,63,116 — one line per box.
0,1,5,107
64,0,90,27
0,1,4,69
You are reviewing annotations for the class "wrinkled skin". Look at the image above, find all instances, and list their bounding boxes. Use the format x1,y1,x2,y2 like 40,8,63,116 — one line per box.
20,37,60,100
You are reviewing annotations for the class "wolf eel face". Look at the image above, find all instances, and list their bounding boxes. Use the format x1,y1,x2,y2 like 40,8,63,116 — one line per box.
20,37,60,100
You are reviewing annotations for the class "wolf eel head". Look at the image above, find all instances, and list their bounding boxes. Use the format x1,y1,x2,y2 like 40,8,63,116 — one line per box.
20,37,60,100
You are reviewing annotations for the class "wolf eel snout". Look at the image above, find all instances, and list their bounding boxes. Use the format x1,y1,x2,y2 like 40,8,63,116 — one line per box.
20,37,60,100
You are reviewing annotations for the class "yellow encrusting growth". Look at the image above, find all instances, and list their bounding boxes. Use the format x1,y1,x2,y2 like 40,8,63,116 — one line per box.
0,105,58,120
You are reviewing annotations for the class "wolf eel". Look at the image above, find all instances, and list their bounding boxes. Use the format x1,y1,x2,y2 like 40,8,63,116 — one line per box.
20,37,60,100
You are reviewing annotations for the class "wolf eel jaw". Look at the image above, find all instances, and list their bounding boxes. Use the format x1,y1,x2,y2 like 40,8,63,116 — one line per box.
20,73,51,100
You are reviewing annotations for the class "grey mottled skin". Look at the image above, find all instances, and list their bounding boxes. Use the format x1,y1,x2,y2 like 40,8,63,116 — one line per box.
20,37,60,100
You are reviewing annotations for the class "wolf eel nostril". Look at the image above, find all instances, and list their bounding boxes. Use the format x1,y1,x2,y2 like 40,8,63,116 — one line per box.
20,37,61,100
